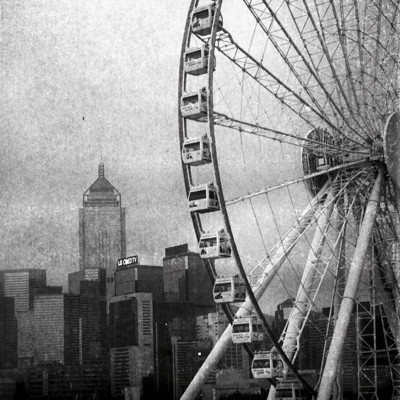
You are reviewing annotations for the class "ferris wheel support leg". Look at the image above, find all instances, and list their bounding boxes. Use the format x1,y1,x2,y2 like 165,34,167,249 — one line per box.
180,183,331,400
267,189,336,400
317,169,384,400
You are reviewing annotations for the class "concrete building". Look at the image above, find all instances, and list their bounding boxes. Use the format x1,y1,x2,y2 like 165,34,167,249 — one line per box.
79,163,126,302
68,268,108,365
0,296,18,369
115,264,163,303
163,244,214,307
33,293,80,365
0,269,62,369
109,292,154,399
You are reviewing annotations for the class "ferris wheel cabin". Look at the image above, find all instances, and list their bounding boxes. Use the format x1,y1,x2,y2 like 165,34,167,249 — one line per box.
182,135,211,166
191,4,223,36
188,183,219,213
213,275,246,303
181,88,208,120
251,351,284,380
184,46,210,76
199,230,231,259
231,315,264,344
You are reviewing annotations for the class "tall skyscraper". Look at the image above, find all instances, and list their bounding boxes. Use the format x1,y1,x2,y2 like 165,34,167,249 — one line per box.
79,163,126,302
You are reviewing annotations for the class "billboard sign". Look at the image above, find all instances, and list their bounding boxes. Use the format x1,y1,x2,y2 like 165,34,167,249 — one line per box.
117,255,138,267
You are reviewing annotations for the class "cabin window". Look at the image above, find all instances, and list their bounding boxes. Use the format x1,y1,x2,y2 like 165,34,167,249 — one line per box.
220,238,230,250
214,283,231,293
193,9,210,20
189,190,207,201
253,359,269,369
233,323,249,333
200,237,217,248
209,190,218,200
183,95,198,105
186,51,201,61
184,142,201,152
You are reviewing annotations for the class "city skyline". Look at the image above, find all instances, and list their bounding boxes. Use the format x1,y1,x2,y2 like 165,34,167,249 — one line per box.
0,1,302,296
0,1,198,291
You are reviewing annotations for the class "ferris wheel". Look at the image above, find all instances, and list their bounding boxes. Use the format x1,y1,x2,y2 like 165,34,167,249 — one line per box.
178,1,400,400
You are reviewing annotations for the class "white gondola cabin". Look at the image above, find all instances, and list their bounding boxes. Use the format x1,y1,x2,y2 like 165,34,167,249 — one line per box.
231,315,264,344
181,88,207,120
191,4,223,36
182,135,211,166
213,275,246,303
251,351,284,379
188,183,219,213
199,229,231,259
184,46,211,76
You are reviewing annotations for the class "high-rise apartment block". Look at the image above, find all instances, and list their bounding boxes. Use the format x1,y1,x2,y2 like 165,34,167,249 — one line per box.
79,163,126,302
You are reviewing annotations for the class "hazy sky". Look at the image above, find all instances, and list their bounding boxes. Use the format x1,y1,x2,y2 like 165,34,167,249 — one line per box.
0,0,310,309
1,0,197,288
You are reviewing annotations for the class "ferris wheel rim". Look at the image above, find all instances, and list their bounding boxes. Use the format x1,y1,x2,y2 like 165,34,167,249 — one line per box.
178,1,400,399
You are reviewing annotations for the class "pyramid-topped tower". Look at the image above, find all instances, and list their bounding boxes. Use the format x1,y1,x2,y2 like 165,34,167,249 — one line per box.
79,163,126,303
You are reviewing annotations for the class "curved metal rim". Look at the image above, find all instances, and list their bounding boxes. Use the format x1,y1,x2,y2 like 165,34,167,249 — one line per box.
178,0,317,395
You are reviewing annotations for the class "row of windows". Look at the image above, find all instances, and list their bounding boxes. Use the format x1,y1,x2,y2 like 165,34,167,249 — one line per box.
107,277,114,283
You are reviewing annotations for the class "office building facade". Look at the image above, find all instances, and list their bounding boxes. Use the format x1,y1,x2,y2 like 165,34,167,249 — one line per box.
163,244,214,307
79,163,126,302
109,292,154,399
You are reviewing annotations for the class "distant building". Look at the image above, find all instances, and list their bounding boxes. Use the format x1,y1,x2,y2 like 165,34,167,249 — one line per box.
115,264,163,303
33,293,80,365
171,311,255,400
68,268,108,365
163,244,214,307
0,296,17,369
0,269,62,369
79,163,126,303
109,292,154,399
0,269,60,313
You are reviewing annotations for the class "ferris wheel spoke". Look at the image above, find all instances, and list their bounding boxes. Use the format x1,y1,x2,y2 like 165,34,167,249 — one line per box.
208,29,366,146
327,0,377,140
211,112,372,153
248,166,374,282
242,0,372,145
225,160,371,206
302,0,373,138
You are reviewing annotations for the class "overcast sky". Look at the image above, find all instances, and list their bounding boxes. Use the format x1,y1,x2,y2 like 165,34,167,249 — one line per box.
1,0,313,312
1,0,198,288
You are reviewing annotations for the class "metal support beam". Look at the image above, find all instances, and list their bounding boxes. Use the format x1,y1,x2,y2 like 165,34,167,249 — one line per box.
180,183,330,400
317,168,383,400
